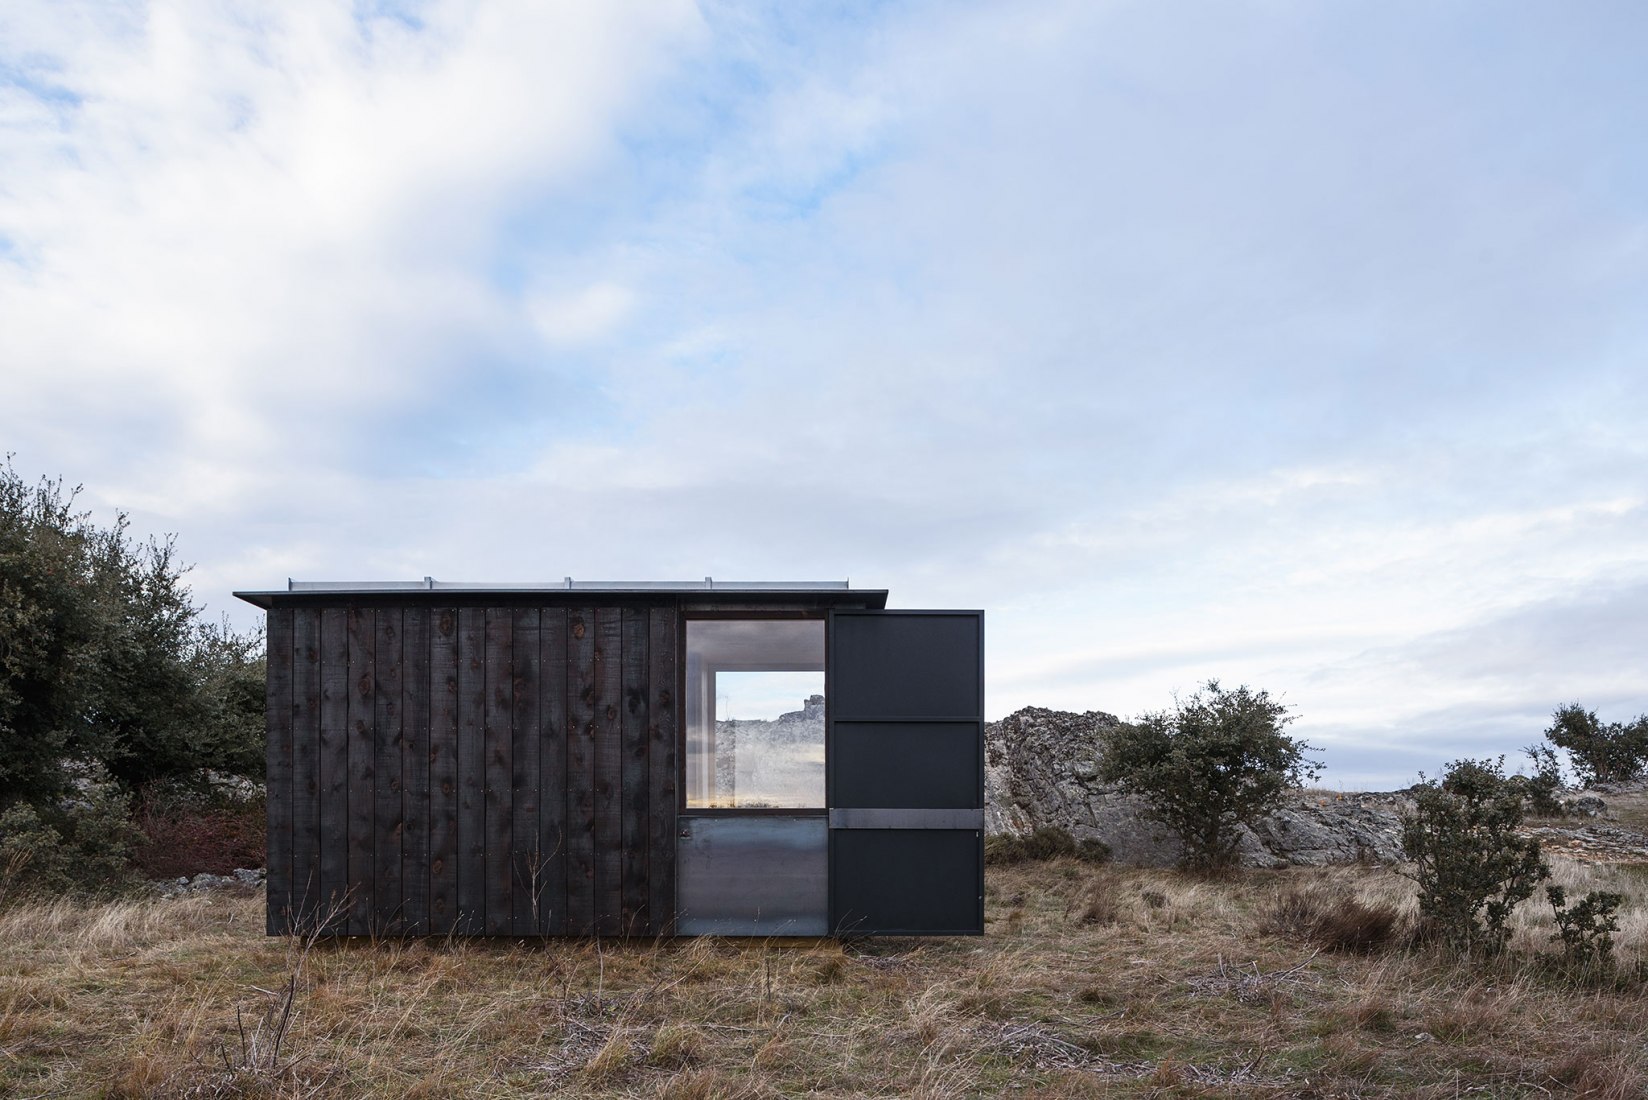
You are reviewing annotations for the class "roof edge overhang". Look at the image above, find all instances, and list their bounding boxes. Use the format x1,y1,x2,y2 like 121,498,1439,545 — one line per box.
234,579,889,611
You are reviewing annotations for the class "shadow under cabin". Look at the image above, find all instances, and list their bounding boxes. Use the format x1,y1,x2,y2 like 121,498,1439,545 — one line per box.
236,578,985,938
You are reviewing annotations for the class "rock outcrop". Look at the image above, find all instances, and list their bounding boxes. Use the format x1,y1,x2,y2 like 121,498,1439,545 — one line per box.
985,706,1408,868
984,706,1648,869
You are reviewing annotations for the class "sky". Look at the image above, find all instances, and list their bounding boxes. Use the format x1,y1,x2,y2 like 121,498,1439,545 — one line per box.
2,1,1645,789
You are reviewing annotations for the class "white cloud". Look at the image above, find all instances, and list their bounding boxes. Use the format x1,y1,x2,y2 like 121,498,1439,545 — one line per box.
527,281,635,346
3,1,1646,788
1,0,701,495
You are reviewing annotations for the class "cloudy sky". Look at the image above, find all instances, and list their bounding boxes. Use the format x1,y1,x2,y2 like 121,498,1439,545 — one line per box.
3,1,1644,788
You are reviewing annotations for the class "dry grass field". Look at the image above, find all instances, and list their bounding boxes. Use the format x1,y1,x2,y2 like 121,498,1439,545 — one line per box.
3,849,1648,1099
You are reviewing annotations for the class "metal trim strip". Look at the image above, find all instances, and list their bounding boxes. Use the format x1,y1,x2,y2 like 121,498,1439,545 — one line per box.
827,808,985,830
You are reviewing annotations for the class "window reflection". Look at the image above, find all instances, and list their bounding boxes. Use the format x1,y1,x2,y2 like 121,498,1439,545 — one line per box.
685,620,825,808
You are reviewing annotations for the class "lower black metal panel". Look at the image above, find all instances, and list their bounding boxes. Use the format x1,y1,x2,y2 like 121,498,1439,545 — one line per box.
830,829,983,935
676,815,827,935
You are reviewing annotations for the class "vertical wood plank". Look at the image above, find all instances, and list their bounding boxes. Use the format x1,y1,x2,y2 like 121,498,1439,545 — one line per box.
291,608,322,929
483,608,514,935
345,608,376,936
510,608,541,935
456,607,486,935
374,609,404,934
264,608,294,935
565,608,596,935
593,607,624,936
620,608,649,936
538,607,568,935
318,609,350,931
647,605,679,935
428,608,460,934
401,607,431,935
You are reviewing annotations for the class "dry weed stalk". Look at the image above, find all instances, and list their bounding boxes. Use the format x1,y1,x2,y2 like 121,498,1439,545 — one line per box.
1187,952,1321,1003
198,892,352,1095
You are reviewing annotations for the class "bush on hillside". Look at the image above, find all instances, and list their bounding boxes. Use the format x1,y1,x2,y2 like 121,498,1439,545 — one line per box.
1539,704,1648,787
1514,743,1568,817
1400,758,1549,955
0,766,143,901
0,459,264,808
1547,884,1624,972
1098,680,1320,871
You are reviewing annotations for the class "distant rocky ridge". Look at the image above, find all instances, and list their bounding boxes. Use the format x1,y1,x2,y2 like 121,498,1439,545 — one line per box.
711,695,826,807
984,706,1644,869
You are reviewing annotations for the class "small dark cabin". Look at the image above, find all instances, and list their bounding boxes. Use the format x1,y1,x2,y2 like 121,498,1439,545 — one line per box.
236,580,984,937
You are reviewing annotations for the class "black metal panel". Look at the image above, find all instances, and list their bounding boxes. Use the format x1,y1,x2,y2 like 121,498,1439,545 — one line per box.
830,829,982,936
829,612,981,719
830,721,981,808
828,610,984,936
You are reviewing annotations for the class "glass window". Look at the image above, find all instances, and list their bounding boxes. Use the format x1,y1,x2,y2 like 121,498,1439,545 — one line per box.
684,619,825,809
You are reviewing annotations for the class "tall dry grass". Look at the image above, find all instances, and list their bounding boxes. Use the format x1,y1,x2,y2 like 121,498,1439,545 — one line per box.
0,855,1645,1097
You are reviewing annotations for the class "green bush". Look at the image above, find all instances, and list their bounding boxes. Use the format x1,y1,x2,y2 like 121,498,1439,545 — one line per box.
1098,680,1320,871
0,767,143,902
0,459,265,808
1547,885,1624,971
1400,758,1549,955
985,827,1110,866
1540,704,1648,787
1515,743,1567,817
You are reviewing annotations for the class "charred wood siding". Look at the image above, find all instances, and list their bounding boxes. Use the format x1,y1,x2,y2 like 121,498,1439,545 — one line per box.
267,603,678,936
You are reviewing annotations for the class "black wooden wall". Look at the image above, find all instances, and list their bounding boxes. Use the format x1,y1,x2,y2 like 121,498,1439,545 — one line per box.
264,603,679,936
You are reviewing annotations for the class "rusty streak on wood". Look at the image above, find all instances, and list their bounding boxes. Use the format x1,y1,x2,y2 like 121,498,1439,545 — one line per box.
374,608,404,934
455,607,486,935
401,607,431,935
538,607,568,935
317,609,350,931
510,607,541,935
647,605,678,934
565,608,596,935
593,607,624,936
483,608,513,935
345,608,376,936
265,607,294,935
428,608,459,933
620,607,649,935
291,608,321,930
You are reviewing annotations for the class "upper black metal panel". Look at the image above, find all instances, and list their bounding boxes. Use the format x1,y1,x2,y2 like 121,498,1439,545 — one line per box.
829,611,983,719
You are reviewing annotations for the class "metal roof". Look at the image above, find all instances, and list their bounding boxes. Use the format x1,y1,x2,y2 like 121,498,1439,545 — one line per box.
234,578,887,609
